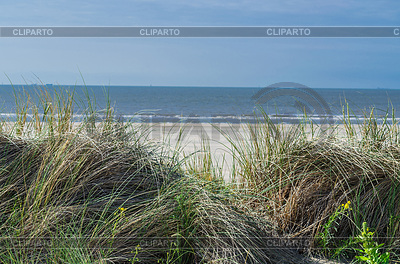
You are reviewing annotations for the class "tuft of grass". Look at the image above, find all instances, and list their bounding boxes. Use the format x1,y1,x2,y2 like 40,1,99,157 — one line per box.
0,85,312,263
218,107,400,261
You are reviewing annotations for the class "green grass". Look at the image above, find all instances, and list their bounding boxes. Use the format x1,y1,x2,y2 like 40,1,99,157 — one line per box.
0,85,399,263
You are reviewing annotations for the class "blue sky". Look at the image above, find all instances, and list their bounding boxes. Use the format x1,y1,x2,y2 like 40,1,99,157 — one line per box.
1,0,400,88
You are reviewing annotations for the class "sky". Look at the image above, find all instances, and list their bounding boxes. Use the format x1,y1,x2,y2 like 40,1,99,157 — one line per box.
0,0,400,88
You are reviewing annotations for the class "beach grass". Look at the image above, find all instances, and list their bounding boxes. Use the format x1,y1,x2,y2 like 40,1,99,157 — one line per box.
200,107,400,263
0,85,399,263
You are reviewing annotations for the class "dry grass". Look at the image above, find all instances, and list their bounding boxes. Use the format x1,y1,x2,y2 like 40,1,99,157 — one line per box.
0,85,318,263
1,85,399,263
221,108,400,261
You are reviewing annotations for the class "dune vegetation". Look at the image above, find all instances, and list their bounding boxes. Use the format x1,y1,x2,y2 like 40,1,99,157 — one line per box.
0,86,399,263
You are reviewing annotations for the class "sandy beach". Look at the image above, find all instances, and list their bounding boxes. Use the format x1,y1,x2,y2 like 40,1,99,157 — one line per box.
1,119,363,181
135,122,352,181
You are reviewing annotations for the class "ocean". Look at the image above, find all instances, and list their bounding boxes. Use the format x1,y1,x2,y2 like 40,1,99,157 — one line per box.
0,85,399,124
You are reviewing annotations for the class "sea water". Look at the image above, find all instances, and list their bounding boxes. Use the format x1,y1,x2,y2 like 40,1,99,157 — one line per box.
0,84,399,124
